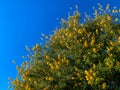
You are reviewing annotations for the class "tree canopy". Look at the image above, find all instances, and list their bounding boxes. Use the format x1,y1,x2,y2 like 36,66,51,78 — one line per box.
9,4,120,90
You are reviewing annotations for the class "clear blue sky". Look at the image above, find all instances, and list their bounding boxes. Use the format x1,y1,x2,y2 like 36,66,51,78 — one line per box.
0,0,120,90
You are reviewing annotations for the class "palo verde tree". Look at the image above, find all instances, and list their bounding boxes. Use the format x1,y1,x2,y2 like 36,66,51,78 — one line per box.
9,4,120,90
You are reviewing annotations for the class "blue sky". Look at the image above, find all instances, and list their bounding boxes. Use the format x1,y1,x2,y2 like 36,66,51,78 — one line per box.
0,0,120,90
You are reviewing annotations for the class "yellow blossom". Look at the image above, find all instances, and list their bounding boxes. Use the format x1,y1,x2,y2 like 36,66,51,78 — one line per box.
78,29,82,34
85,76,89,81
84,70,89,76
46,62,49,65
45,55,49,59
102,82,106,89
84,40,88,47
90,76,93,80
93,48,97,53
48,77,54,81
68,33,73,38
72,77,76,80
95,29,98,35
90,37,95,46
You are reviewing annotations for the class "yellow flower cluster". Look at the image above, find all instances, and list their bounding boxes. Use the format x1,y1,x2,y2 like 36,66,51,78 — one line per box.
22,74,27,81
93,48,97,53
96,15,112,28
84,64,96,85
107,15,111,21
47,56,69,70
102,82,107,89
90,36,95,46
107,47,113,53
84,40,88,48
46,77,54,81
12,79,19,85
13,79,34,90
25,84,31,90
97,43,104,49
32,43,39,51
73,66,82,80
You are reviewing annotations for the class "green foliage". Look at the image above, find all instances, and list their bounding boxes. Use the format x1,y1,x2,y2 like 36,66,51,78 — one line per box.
9,4,120,90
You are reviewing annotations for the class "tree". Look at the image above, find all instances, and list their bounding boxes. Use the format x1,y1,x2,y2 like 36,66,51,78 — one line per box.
9,4,120,90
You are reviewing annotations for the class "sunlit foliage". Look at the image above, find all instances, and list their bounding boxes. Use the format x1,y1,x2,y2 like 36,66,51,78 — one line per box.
9,4,120,90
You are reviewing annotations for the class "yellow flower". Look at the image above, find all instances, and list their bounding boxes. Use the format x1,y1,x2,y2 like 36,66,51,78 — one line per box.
22,75,26,81
73,19,77,24
84,70,89,76
46,62,49,65
112,10,115,13
48,77,54,81
73,27,77,31
69,33,73,38
93,48,97,53
102,82,106,89
72,77,76,80
85,76,89,81
49,63,54,70
28,78,32,82
25,84,30,90
84,40,88,47
46,77,49,80
78,29,82,34
95,29,98,35
54,35,58,39
103,24,106,27
68,22,72,26
35,44,39,49
90,76,93,80
57,61,60,65
45,55,49,59
90,37,95,46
